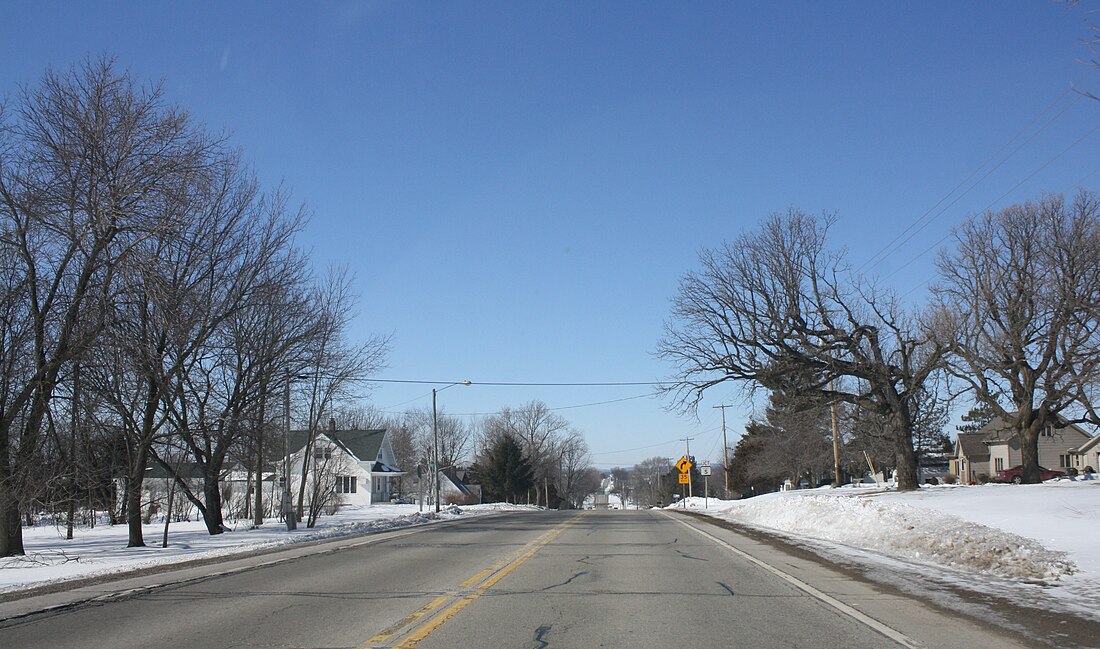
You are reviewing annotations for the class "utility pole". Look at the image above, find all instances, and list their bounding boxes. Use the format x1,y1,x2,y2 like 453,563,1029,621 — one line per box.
713,404,733,496
829,381,842,487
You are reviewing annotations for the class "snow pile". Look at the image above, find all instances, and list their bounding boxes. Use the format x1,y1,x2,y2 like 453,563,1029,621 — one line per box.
702,492,1074,581
675,479,1100,621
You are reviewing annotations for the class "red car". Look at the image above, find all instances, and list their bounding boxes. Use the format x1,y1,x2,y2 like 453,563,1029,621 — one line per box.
994,465,1065,484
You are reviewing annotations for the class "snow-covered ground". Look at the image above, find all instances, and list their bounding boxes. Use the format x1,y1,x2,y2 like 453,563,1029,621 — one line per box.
0,503,536,595
676,478,1100,621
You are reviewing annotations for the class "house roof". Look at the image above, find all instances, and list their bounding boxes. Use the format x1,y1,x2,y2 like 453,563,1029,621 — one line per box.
440,468,477,497
1071,432,1100,454
289,428,388,464
955,432,990,460
371,461,405,475
145,462,208,480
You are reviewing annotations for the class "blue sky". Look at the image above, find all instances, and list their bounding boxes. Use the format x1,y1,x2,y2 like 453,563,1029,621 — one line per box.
4,2,1098,468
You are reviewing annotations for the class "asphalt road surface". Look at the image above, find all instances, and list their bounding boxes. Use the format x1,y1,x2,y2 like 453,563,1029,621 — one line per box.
0,510,1051,648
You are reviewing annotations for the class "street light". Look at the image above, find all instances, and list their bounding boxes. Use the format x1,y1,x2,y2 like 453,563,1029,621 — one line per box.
433,380,471,513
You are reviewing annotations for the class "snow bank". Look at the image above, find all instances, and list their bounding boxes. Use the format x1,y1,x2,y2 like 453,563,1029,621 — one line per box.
696,491,1074,581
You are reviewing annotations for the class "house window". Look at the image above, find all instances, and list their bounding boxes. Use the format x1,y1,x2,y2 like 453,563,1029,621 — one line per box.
336,476,356,494
994,458,1004,472
314,447,333,461
1042,424,1055,437
1060,454,1072,468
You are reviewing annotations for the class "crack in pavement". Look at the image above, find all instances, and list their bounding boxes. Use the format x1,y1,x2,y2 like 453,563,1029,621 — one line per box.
542,571,588,591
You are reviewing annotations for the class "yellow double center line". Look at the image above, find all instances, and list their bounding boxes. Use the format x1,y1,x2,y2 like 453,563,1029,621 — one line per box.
363,513,584,648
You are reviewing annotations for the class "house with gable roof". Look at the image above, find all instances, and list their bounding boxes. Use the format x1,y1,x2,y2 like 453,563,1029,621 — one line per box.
284,425,405,507
1069,434,1100,473
951,414,1096,482
951,432,990,484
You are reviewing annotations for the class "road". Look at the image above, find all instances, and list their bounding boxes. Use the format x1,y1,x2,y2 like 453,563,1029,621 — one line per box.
0,510,1044,648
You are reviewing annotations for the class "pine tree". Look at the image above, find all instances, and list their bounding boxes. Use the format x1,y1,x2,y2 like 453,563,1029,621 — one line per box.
480,433,534,504
957,399,998,434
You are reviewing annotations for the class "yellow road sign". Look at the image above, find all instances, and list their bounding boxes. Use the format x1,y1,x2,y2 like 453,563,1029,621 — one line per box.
678,472,690,484
676,456,693,473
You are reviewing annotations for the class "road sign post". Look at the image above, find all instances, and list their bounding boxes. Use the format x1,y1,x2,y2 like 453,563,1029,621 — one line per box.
676,455,694,502
700,461,711,509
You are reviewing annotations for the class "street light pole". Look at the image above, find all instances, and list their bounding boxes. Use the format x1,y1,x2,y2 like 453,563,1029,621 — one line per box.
432,380,471,513
432,388,439,513
284,369,296,531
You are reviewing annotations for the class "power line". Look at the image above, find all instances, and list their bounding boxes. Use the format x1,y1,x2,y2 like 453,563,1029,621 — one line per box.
589,425,723,457
895,157,1100,304
380,392,657,417
857,86,1083,275
367,378,669,387
882,118,1100,282
590,438,684,456
542,393,656,411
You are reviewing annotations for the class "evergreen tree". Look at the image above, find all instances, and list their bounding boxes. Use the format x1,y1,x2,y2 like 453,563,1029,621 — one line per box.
957,399,998,433
479,433,534,504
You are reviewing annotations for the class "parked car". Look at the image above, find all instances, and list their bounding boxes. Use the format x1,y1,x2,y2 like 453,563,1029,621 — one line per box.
993,465,1065,484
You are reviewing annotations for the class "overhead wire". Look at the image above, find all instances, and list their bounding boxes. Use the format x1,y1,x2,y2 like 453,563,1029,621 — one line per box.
857,86,1084,275
379,392,657,417
367,378,668,387
896,155,1100,303
882,118,1100,283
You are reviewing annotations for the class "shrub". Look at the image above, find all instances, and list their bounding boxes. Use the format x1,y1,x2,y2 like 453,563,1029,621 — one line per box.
943,473,958,485
1067,467,1079,477
925,477,939,485
977,473,990,484
1085,466,1096,474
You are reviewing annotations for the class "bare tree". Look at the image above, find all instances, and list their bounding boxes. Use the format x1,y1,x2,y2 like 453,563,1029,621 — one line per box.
0,58,210,555
658,210,945,491
932,192,1100,483
155,205,316,537
555,429,591,508
481,401,571,505
294,267,388,519
629,457,666,509
302,442,355,528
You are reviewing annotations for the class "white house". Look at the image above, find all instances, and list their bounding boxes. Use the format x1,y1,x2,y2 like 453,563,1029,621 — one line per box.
283,427,405,507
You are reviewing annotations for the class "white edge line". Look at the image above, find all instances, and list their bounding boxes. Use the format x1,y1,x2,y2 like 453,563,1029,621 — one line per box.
665,512,921,649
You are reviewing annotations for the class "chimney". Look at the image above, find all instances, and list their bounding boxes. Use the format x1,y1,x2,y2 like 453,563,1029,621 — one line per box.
329,417,336,432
